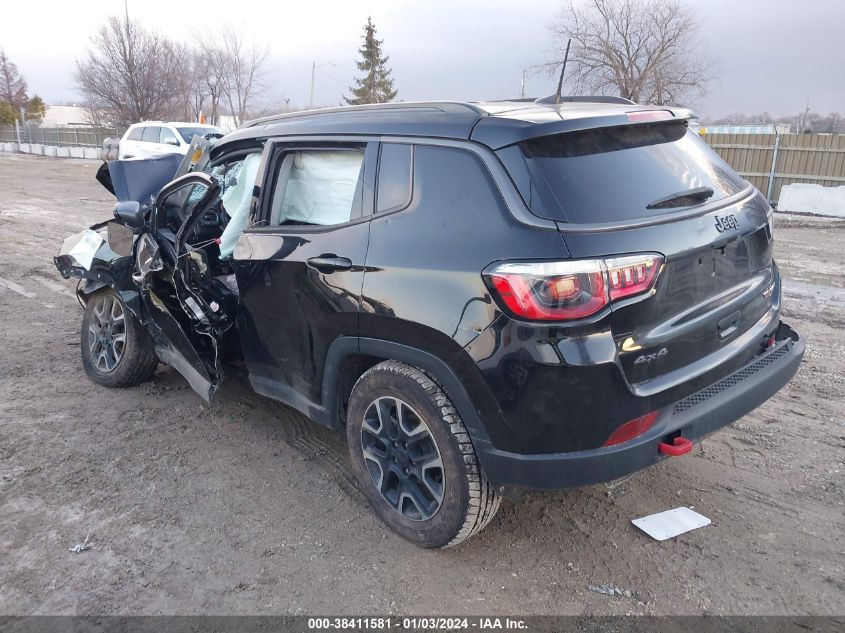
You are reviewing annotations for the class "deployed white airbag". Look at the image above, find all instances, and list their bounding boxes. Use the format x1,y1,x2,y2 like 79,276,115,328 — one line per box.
218,153,261,259
272,150,364,226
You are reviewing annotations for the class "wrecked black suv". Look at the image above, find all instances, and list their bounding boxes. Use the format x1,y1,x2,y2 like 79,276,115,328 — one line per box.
55,100,804,548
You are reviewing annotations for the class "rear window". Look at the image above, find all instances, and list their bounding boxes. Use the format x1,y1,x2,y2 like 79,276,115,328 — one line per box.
127,127,144,141
176,127,216,143
504,122,746,224
142,126,160,143
376,143,413,213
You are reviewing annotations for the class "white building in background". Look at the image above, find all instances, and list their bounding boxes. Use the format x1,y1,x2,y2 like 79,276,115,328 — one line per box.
213,114,239,133
40,105,89,127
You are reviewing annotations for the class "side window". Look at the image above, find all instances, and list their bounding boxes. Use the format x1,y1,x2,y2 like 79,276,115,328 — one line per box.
160,127,179,145
411,145,509,226
376,143,413,213
158,182,210,233
269,148,365,226
127,127,144,141
208,157,247,197
142,126,160,143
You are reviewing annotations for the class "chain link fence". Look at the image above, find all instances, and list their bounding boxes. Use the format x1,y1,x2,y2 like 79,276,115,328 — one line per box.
0,125,123,148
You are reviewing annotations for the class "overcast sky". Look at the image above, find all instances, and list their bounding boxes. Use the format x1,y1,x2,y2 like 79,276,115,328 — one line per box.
1,0,843,118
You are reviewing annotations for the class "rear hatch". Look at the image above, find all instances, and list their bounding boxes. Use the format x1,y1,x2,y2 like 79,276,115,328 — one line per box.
500,119,778,394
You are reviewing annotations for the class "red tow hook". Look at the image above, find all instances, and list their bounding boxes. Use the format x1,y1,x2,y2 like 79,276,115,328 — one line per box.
658,436,693,456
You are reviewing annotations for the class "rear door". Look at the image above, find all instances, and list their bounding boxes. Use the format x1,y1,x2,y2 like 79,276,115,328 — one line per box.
121,126,145,158
234,140,377,412
140,125,164,157
510,121,777,394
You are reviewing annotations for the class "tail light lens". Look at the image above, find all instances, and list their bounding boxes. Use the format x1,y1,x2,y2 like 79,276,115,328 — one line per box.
602,412,658,447
605,254,662,301
488,260,606,321
485,253,663,322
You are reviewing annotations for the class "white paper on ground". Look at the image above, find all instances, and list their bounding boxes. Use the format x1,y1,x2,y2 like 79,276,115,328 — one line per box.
68,229,105,270
632,507,711,541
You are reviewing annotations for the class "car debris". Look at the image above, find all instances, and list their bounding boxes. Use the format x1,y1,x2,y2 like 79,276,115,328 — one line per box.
68,533,92,554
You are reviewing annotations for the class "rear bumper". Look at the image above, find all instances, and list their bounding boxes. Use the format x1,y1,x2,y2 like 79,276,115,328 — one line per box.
476,322,804,491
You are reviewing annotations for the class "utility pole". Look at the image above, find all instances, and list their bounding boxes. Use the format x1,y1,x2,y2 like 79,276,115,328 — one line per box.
520,69,526,99
124,0,136,120
309,62,338,108
801,97,811,133
309,61,316,108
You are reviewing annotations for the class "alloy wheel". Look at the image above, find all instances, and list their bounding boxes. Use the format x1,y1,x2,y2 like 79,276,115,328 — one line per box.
360,396,445,521
88,294,126,373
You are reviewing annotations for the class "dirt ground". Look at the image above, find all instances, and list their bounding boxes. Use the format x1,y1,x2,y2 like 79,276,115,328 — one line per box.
0,153,843,616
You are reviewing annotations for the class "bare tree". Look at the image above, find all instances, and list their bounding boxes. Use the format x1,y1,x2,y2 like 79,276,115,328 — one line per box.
177,47,209,122
192,39,226,125
197,27,268,126
812,112,844,134
74,16,187,126
703,110,845,134
547,0,710,105
0,49,29,112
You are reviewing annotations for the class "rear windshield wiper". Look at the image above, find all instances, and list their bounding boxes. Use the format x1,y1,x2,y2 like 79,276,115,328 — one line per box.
647,186,715,210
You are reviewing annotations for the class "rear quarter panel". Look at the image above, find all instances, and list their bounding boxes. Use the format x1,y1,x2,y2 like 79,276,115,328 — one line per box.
360,143,570,448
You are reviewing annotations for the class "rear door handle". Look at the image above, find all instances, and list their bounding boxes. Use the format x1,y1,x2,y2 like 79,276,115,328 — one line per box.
306,255,353,273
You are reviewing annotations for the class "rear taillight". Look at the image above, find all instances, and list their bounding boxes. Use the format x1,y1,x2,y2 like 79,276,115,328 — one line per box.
604,254,662,301
602,412,658,447
487,260,606,321
485,253,663,322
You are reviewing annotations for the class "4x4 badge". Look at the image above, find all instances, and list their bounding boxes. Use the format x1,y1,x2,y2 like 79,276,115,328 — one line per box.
634,347,669,365
714,214,739,233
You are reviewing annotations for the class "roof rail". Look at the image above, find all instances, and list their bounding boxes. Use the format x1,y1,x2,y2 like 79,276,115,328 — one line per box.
245,101,486,128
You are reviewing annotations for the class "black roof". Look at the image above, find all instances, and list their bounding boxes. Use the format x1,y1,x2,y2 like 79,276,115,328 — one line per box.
216,100,693,152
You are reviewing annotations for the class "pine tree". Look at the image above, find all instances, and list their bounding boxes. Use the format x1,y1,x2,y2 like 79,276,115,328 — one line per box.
344,17,397,105
25,95,47,124
0,100,15,126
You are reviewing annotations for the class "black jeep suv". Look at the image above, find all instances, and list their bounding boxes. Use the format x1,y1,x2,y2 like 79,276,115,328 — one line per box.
55,100,804,548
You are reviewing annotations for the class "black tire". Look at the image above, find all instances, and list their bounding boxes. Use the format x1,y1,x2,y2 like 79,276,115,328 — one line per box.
346,360,500,548
80,288,158,388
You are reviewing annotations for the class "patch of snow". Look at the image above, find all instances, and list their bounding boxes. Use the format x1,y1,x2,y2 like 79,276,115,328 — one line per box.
778,184,845,217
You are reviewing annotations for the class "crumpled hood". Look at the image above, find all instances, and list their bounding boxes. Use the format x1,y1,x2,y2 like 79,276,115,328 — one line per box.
95,153,183,204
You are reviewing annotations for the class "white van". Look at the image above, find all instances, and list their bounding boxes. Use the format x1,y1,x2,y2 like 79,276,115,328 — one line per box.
118,122,222,159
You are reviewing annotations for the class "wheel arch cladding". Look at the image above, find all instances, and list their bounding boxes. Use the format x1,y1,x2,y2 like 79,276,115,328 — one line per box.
321,337,502,473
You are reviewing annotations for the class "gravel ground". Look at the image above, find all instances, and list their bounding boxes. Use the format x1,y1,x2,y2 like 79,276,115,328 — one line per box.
0,153,843,616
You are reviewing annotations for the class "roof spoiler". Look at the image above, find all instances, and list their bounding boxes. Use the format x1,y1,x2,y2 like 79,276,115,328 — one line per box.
533,95,636,105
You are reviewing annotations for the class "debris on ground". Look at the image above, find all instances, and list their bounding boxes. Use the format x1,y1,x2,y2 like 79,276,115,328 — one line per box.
632,507,711,541
68,533,92,554
588,584,632,598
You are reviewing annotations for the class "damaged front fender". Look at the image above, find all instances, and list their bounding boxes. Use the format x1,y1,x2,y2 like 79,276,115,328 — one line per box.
54,222,135,297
